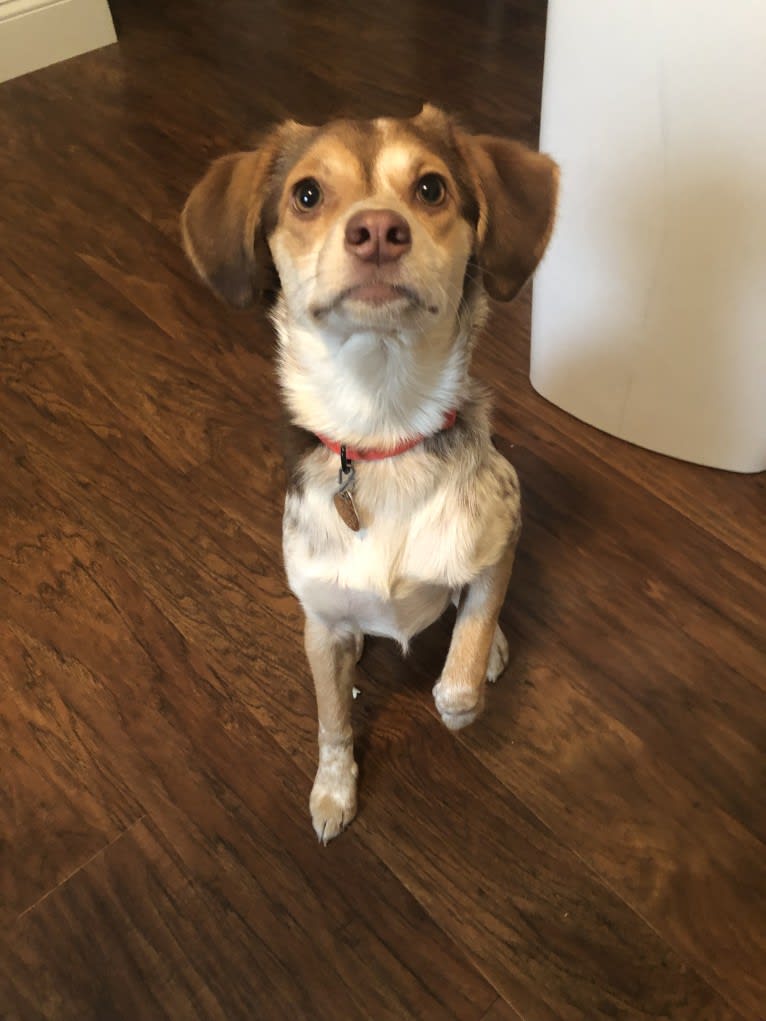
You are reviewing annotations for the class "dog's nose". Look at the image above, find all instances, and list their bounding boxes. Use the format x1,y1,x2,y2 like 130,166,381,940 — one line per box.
344,209,412,264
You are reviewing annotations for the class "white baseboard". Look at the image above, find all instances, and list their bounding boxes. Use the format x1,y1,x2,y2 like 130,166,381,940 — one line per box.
0,0,116,84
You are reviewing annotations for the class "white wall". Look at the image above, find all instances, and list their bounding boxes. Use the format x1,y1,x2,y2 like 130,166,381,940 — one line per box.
0,0,116,84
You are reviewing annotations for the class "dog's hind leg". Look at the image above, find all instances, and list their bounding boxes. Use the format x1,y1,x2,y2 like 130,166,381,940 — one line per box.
354,631,365,663
305,616,360,843
433,524,520,731
486,624,510,683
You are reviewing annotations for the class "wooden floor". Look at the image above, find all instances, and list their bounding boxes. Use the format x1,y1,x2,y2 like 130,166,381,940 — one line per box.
1,1,764,1017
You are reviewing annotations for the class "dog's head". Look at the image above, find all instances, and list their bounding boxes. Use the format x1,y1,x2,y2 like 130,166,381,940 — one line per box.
182,105,557,334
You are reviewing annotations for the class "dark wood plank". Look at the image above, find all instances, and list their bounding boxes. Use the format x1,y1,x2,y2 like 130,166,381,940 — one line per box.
0,659,141,928
1,809,495,1021
0,243,259,478
0,456,144,923
0,274,307,737
0,164,275,408
0,435,498,1021
2,815,368,1021
366,489,766,1018
480,998,525,1021
348,669,740,1021
501,437,766,830
371,437,766,1017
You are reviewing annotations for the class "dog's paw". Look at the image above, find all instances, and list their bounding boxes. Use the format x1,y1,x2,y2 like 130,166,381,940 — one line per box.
486,625,509,683
310,751,358,845
432,678,485,731
434,627,508,729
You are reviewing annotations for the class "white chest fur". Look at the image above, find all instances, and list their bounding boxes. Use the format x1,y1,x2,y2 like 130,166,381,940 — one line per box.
283,443,519,646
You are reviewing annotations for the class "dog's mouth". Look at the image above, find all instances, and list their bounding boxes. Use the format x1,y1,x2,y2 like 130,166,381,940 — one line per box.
311,282,435,319
344,282,415,305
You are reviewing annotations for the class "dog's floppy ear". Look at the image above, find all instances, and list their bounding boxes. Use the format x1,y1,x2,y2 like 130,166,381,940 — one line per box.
460,133,559,302
181,144,275,307
182,122,313,306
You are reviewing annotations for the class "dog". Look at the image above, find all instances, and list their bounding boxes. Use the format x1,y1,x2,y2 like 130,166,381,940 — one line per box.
181,104,558,843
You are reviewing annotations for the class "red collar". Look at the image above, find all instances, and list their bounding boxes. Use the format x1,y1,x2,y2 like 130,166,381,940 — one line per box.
316,409,457,462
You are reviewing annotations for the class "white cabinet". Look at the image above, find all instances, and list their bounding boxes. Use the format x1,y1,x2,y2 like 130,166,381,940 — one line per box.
531,0,766,473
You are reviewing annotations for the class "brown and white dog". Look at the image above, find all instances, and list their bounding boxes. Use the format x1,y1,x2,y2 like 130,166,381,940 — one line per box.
181,105,558,843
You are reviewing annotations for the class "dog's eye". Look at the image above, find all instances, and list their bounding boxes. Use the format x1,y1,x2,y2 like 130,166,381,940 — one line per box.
416,173,447,206
293,178,322,211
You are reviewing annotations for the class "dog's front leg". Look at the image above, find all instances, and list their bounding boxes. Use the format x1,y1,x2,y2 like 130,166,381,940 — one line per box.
433,526,520,731
304,616,359,844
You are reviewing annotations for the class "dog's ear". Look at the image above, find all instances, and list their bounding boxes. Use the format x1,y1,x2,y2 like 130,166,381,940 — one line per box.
181,123,312,306
181,145,275,307
459,134,558,302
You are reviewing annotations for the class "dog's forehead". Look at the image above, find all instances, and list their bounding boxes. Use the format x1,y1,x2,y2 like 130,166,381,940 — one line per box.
301,120,375,181
299,115,458,187
374,122,430,187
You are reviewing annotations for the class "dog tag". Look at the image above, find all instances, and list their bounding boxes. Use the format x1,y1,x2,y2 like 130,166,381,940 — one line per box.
333,489,361,531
